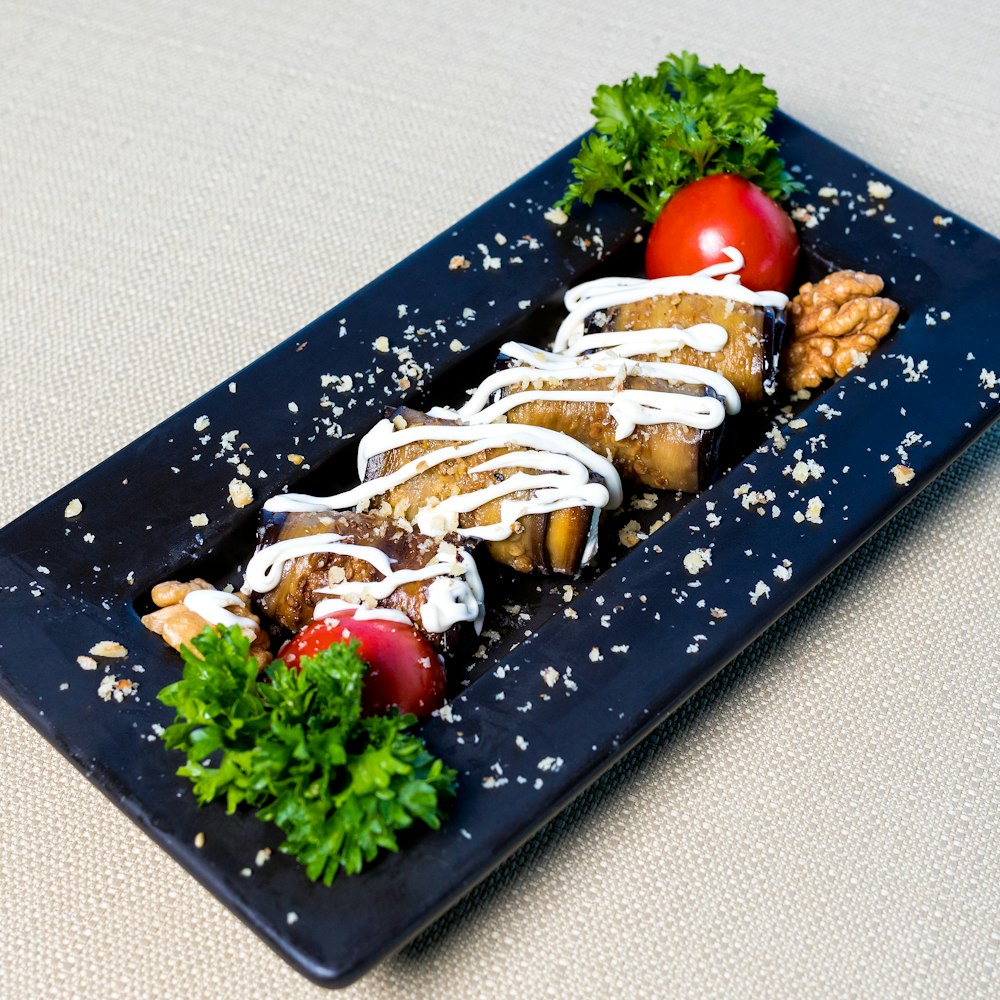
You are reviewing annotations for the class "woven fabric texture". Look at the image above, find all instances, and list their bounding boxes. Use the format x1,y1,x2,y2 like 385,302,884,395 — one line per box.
1,2,998,998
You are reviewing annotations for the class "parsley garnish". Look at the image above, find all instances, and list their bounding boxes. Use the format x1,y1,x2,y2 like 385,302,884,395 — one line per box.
557,51,802,222
157,626,456,884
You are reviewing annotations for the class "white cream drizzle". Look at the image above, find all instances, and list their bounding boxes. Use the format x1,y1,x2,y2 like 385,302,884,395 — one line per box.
559,322,729,359
242,531,485,634
553,246,788,354
444,340,740,440
183,588,258,632
311,598,414,627
265,420,623,524
244,250,783,640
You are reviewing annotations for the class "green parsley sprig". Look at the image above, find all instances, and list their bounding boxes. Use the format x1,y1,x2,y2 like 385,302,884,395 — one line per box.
158,626,456,885
557,51,802,222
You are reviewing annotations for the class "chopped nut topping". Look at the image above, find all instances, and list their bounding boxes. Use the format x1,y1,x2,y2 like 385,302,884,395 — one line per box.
64,498,83,518
782,271,899,391
866,180,893,200
683,548,712,575
228,479,253,508
891,464,915,485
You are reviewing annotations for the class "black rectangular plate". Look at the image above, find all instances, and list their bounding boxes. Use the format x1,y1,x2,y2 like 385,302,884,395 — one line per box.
2,112,998,988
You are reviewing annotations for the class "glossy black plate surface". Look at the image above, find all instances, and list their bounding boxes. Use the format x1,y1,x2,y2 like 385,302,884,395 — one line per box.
2,112,998,988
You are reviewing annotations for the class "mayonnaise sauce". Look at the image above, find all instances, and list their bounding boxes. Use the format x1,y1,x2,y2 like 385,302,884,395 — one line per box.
242,531,485,634
183,588,258,631
553,246,788,353
245,248,778,644
448,340,741,439
265,420,623,522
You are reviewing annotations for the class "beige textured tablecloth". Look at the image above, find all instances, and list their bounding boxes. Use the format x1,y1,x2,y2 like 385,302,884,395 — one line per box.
2,2,998,997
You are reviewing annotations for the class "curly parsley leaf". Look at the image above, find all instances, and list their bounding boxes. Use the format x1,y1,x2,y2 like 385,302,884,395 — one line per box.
157,626,457,884
557,51,803,222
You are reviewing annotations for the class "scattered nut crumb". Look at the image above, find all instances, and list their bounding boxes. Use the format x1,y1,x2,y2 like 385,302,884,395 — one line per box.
287,454,304,465
683,548,712,575
194,832,205,848
544,206,568,225
193,415,210,432
228,479,253,508
77,655,98,670
448,255,470,270
97,674,137,702
190,513,209,527
64,498,83,518
867,180,893,200
891,464,915,485
89,640,127,658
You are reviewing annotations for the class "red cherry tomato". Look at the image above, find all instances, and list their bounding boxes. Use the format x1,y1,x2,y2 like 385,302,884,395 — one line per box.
645,173,799,294
279,612,446,718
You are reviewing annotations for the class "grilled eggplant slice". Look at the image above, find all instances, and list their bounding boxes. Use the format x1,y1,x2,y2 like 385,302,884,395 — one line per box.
493,369,726,493
246,508,482,656
360,408,615,576
580,293,786,406
453,345,736,494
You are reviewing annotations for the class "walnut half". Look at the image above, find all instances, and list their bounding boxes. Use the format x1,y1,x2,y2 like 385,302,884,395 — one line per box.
781,270,899,391
141,578,272,667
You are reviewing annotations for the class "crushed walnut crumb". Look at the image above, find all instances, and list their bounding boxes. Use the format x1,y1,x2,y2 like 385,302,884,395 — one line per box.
866,179,893,200
228,479,253,508
89,640,127,658
683,548,712,575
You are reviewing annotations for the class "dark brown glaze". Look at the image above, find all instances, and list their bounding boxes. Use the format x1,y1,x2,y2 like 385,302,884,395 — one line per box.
362,408,600,575
495,371,723,494
588,293,786,406
250,508,479,657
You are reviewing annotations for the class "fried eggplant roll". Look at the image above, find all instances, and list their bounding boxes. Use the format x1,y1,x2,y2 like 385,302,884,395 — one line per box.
582,293,785,405
358,407,621,576
452,344,739,494
243,508,484,657
552,255,789,406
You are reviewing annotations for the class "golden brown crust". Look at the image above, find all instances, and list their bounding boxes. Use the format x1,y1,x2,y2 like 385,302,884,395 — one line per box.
782,270,899,391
